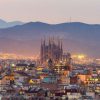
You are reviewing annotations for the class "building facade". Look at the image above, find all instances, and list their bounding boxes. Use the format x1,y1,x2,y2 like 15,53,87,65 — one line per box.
40,38,63,65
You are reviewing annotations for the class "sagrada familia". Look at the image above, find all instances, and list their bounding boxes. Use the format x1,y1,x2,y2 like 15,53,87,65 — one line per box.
40,37,63,65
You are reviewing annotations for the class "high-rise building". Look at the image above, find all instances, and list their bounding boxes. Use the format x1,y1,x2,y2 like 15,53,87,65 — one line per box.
40,37,63,65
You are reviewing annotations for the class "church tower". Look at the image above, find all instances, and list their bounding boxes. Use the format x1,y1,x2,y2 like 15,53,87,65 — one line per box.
40,37,63,65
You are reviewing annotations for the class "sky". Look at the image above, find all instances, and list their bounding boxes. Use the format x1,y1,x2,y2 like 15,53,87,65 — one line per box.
0,0,100,24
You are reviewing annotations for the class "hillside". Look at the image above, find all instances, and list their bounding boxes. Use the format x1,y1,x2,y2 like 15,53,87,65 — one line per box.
0,22,100,58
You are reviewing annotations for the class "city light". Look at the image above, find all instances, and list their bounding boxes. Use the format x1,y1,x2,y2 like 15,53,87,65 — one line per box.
72,54,86,59
77,54,85,59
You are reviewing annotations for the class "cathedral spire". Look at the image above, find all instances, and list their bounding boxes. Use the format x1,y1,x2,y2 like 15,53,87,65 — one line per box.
40,38,43,64
49,37,51,45
61,40,62,50
61,39,63,56
41,38,43,46
57,36,60,48
52,36,55,45
43,36,46,46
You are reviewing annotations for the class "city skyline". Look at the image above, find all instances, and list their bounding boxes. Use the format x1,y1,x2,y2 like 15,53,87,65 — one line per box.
0,0,100,24
0,1,100,99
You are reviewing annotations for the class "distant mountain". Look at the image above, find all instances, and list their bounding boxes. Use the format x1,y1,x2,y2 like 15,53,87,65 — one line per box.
0,22,100,58
0,19,24,28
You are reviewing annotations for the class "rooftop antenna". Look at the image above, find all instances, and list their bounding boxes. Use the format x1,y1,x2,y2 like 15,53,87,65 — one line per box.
70,16,72,23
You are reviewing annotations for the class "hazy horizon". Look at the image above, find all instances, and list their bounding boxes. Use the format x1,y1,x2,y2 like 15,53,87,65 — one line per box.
0,0,100,24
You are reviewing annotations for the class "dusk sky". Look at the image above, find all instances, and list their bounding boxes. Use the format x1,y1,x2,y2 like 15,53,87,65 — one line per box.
0,0,100,24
